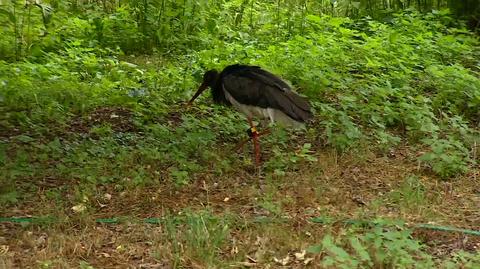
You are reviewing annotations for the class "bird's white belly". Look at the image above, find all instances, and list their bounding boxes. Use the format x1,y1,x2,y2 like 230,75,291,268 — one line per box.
223,89,303,127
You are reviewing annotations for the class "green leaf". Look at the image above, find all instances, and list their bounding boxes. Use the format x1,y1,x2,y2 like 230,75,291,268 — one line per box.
15,135,35,143
0,7,15,23
306,15,322,23
306,244,322,254
350,237,371,262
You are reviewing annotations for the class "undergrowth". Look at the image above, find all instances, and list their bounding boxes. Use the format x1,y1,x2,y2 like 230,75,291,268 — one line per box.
0,2,479,267
1,11,479,185
309,223,480,268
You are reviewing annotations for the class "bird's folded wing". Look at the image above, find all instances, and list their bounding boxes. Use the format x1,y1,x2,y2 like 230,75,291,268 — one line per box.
223,72,312,122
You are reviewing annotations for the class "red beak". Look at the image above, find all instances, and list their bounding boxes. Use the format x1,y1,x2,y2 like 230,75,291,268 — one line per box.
187,82,208,106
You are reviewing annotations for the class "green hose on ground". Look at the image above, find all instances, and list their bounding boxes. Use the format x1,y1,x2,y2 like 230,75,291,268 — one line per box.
1,216,479,236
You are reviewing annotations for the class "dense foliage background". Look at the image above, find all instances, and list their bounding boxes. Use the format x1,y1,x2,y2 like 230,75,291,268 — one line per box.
1,0,479,59
2,0,479,177
0,0,479,268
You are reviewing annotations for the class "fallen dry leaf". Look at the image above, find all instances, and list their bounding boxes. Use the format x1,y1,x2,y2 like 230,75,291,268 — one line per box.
97,201,107,208
294,250,306,261
246,255,257,263
99,252,111,258
72,204,87,213
233,261,257,267
273,255,290,266
304,257,314,265
0,245,9,255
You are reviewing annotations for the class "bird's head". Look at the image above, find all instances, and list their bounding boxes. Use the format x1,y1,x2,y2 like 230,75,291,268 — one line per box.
188,69,219,105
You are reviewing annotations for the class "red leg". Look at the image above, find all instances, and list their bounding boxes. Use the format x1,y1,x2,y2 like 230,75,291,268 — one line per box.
247,117,254,128
234,117,255,152
253,131,260,167
234,134,269,153
233,117,270,168
233,138,249,152
247,117,261,167
257,128,271,137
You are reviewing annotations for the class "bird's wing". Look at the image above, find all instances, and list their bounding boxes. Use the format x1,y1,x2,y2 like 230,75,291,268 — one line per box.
221,65,290,91
222,67,312,122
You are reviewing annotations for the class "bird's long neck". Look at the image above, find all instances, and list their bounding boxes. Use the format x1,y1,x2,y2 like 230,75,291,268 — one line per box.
209,73,220,88
211,74,230,105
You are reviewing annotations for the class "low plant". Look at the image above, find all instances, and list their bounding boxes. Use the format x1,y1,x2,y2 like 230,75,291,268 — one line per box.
308,223,480,268
419,138,471,179
162,211,231,267
388,176,427,212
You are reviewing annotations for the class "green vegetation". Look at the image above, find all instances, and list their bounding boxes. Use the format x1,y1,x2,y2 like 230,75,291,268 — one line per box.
309,224,480,268
1,0,479,268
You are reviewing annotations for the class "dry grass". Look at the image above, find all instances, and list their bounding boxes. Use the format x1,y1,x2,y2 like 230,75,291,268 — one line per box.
1,146,480,268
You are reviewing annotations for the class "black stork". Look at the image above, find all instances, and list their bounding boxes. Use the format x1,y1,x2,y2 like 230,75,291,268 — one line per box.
188,64,313,166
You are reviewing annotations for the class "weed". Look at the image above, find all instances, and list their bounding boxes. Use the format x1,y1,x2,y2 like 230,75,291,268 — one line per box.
162,211,231,267
308,224,435,268
388,176,427,212
1,1,479,267
419,138,471,179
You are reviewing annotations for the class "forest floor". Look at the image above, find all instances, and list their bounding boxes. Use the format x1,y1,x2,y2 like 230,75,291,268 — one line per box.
1,106,479,268
2,4,480,267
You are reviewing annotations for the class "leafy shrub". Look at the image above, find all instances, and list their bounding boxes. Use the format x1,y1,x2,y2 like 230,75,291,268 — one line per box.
419,138,471,179
1,5,480,207
308,224,480,268
94,6,145,53
423,65,480,122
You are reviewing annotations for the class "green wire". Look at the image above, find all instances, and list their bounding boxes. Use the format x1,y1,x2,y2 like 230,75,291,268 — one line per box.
0,217,55,224
310,217,480,236
414,224,480,236
1,216,479,236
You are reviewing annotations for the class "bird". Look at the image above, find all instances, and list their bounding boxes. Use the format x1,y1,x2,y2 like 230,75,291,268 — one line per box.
188,64,313,167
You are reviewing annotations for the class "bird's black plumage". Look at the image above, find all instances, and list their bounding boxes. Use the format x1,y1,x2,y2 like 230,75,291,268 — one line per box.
188,64,313,166
206,64,312,123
